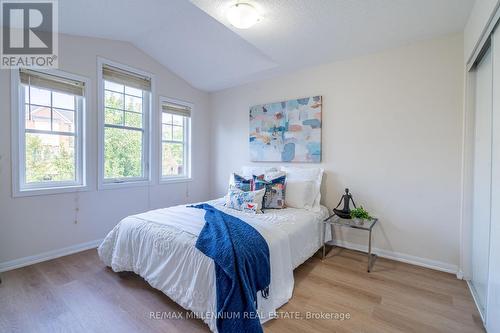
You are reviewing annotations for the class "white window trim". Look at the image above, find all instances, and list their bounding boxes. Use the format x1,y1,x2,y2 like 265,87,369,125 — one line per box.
11,68,89,198
159,96,192,184
97,57,155,190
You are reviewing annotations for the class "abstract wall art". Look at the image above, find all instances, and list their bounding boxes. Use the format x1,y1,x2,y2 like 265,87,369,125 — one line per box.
249,96,322,162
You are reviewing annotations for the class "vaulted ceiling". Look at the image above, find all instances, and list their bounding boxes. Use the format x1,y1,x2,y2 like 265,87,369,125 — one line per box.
59,0,475,92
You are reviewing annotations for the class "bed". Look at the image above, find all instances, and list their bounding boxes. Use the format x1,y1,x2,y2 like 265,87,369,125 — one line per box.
98,198,331,332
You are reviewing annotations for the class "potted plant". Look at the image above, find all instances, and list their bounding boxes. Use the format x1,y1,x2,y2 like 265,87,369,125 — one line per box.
350,206,372,225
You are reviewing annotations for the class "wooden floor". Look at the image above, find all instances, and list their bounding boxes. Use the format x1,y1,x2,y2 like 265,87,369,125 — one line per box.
0,248,484,333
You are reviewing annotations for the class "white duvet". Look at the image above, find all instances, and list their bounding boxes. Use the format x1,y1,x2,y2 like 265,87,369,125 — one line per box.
98,199,330,332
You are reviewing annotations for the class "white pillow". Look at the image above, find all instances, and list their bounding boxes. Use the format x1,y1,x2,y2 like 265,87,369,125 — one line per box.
241,166,278,178
259,170,286,181
281,166,324,211
285,180,316,209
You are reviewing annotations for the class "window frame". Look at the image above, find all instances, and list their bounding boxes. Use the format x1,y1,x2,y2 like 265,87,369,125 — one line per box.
97,57,154,190
11,68,89,198
159,96,192,184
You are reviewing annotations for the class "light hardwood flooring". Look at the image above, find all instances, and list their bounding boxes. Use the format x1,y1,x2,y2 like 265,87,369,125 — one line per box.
0,247,484,333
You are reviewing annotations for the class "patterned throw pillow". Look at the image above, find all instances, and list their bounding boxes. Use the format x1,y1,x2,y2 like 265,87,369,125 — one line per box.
232,173,253,192
253,172,286,209
225,187,266,214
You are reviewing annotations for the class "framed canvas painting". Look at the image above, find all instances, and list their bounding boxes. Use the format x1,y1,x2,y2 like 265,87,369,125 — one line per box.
249,96,322,162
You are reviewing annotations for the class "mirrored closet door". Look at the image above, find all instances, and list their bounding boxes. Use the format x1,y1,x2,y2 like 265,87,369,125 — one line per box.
469,27,500,333
471,42,492,318
487,28,500,333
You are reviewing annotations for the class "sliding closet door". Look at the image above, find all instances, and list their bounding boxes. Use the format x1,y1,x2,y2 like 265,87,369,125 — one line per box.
471,45,492,317
487,31,500,332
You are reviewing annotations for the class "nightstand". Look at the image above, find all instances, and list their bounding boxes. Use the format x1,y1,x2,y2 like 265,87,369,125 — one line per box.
322,214,378,272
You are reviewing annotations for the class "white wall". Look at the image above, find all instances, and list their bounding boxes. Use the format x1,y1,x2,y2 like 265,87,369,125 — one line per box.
210,34,464,271
0,33,466,273
464,0,500,63
0,34,211,267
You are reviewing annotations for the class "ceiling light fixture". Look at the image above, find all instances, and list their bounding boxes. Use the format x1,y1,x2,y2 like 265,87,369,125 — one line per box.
226,3,260,29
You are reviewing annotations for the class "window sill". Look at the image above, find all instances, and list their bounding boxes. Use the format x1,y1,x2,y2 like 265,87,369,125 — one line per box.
99,179,152,190
13,184,89,198
159,177,192,185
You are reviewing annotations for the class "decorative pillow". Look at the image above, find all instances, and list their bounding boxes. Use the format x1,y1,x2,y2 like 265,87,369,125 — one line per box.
241,166,278,179
225,187,266,214
228,167,278,189
281,167,324,211
231,173,253,192
253,172,286,209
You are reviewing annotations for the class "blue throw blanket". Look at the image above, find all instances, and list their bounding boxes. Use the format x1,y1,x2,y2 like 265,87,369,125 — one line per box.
191,204,270,333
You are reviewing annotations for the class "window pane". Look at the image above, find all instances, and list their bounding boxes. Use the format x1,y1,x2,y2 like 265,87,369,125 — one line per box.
105,80,124,93
52,91,75,110
105,90,124,109
162,112,172,124
125,95,142,112
25,133,75,183
172,125,183,141
125,112,142,128
125,86,142,97
162,142,184,176
105,108,123,126
24,85,29,104
162,124,172,141
172,115,183,126
53,109,75,133
26,105,51,131
104,127,143,179
30,86,51,106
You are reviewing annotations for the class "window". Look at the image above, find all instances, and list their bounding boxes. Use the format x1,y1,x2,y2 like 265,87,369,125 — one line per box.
13,69,87,196
160,98,191,181
99,61,152,186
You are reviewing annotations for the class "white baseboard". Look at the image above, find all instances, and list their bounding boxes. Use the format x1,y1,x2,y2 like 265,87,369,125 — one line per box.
327,239,459,275
0,239,103,273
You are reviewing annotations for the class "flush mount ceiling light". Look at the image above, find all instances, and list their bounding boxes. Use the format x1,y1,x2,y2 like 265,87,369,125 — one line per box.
226,3,260,29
